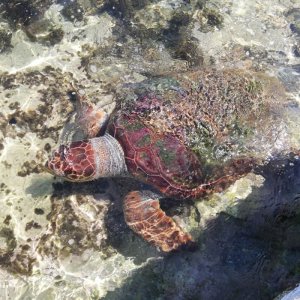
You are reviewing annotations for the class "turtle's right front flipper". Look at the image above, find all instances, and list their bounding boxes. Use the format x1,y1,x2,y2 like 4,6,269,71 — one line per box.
123,190,195,252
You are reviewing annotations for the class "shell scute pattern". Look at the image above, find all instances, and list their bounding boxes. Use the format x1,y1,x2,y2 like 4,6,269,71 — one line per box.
109,106,205,198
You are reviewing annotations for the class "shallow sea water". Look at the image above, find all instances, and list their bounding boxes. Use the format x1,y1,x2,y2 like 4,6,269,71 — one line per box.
1,0,300,299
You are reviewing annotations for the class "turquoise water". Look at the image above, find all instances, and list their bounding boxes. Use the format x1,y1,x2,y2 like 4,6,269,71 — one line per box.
0,0,300,299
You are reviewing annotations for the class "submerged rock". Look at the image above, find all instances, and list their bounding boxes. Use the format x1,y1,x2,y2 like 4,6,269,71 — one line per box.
25,19,64,45
59,0,106,21
0,28,12,53
0,0,53,27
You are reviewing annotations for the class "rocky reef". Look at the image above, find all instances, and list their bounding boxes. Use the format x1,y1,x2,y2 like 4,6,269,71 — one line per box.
0,0,300,299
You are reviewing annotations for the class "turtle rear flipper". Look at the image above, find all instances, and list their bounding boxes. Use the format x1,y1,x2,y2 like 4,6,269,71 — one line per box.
123,190,195,252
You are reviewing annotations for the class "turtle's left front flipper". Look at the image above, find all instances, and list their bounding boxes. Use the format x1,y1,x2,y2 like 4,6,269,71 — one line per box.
60,90,109,145
123,190,194,252
74,93,109,138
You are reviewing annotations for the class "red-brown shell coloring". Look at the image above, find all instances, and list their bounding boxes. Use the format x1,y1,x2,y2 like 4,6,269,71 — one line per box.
109,96,255,199
109,112,204,198
107,69,286,199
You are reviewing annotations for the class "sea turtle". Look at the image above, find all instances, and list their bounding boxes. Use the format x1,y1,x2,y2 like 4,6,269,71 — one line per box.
45,69,296,252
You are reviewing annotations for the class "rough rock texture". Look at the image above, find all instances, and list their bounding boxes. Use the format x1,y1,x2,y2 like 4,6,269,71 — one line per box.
0,0,300,299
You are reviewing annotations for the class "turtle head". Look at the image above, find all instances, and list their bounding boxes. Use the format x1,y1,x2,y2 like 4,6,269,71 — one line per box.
45,134,127,182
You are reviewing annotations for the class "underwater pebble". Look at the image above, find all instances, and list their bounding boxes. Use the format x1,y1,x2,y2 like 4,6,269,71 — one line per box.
90,65,97,73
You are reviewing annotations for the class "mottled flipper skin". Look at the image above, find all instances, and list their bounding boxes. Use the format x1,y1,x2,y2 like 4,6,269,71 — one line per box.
124,191,194,252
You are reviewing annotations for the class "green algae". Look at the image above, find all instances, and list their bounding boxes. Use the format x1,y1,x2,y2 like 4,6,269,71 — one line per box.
194,7,224,33
136,133,151,147
0,30,12,53
245,79,263,94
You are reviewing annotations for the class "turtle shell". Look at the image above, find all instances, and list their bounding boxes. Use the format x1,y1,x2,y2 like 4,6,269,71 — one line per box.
109,110,205,198
108,69,287,198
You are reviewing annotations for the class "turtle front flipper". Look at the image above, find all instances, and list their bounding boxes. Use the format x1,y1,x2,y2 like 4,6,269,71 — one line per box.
75,97,109,139
123,190,194,252
60,90,109,145
68,89,109,139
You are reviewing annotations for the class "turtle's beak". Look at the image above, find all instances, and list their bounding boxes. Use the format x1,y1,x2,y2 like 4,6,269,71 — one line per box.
44,145,69,178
